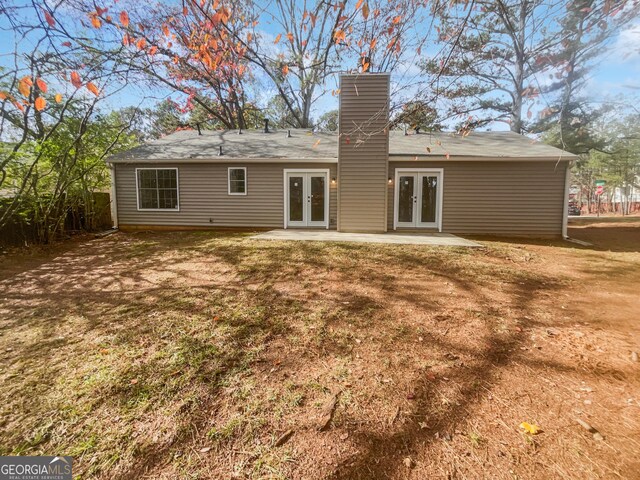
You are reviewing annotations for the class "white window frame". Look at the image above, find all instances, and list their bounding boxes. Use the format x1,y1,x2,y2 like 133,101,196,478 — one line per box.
228,167,247,196
393,167,443,232
283,168,330,229
135,167,180,211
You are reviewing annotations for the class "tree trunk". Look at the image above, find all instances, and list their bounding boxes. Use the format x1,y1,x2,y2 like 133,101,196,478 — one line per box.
510,1,528,134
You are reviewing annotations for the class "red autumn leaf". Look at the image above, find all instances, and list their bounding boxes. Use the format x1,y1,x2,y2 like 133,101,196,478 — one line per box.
0,91,8,100
282,64,289,75
162,24,170,37
55,93,63,103
149,45,158,55
43,9,55,27
362,2,370,19
286,32,294,42
119,11,129,27
70,71,82,88
90,15,102,28
392,15,402,24
136,37,147,50
183,6,188,15
86,82,100,96
36,78,48,93
370,38,377,49
34,96,46,111
61,41,72,47
355,0,364,9
273,33,282,44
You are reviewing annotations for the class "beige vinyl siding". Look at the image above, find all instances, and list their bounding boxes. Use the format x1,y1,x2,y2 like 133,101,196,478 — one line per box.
388,160,568,236
338,74,390,232
115,162,337,228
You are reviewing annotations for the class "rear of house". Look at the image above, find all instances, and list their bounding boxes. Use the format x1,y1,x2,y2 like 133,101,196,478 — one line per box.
107,73,575,237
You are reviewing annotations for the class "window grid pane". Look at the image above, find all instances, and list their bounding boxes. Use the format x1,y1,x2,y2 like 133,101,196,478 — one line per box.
229,169,246,194
138,169,178,209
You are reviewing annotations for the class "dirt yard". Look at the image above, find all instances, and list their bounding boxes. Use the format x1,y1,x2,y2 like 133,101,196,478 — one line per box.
1,219,638,479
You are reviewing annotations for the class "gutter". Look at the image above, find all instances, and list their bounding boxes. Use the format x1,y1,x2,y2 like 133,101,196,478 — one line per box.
562,160,572,239
389,155,580,162
109,164,118,229
105,157,338,164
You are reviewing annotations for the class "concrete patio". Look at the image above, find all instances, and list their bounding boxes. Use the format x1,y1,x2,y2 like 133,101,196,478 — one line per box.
251,229,483,247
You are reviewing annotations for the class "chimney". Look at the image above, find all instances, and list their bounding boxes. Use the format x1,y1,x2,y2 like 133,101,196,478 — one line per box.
263,119,270,133
338,73,390,233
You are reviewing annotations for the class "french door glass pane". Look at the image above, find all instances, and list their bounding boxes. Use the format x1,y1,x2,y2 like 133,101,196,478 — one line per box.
398,176,414,223
310,176,325,222
289,176,304,222
421,176,437,223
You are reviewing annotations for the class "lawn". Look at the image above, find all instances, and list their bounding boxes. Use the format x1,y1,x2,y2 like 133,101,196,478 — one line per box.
1,219,639,479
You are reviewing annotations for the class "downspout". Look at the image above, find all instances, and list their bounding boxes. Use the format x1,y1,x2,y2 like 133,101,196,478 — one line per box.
562,160,571,239
109,163,119,229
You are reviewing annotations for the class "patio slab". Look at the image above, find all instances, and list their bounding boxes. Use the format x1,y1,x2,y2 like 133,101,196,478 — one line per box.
251,229,483,247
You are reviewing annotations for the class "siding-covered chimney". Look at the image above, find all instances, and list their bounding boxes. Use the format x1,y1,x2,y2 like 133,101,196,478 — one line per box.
337,73,390,232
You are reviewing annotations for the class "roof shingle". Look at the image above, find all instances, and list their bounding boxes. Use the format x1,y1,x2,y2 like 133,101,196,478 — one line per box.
107,128,576,162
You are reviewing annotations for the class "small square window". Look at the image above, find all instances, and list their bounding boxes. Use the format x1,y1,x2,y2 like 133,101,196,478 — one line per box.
228,168,247,195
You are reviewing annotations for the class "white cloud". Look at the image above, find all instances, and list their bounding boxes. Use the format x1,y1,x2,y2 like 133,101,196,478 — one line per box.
608,23,640,66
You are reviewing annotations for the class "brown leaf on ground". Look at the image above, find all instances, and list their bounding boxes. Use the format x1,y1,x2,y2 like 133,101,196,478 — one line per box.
274,429,294,447
317,391,341,431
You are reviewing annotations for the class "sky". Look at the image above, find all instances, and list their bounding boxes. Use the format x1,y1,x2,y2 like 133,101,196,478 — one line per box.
1,1,639,132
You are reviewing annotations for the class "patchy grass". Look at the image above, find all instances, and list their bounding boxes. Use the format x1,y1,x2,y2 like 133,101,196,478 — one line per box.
1,220,639,479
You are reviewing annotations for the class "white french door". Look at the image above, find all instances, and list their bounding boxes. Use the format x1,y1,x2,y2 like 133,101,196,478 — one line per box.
284,170,329,228
394,169,443,230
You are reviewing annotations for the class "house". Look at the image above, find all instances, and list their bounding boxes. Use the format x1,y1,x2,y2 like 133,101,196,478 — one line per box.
106,73,576,237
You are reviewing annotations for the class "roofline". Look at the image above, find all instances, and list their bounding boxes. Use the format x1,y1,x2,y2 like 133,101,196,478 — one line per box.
340,72,391,77
106,157,338,164
389,154,578,162
107,154,576,164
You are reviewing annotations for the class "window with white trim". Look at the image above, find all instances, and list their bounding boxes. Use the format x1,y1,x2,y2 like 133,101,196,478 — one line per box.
136,168,179,210
228,167,247,195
